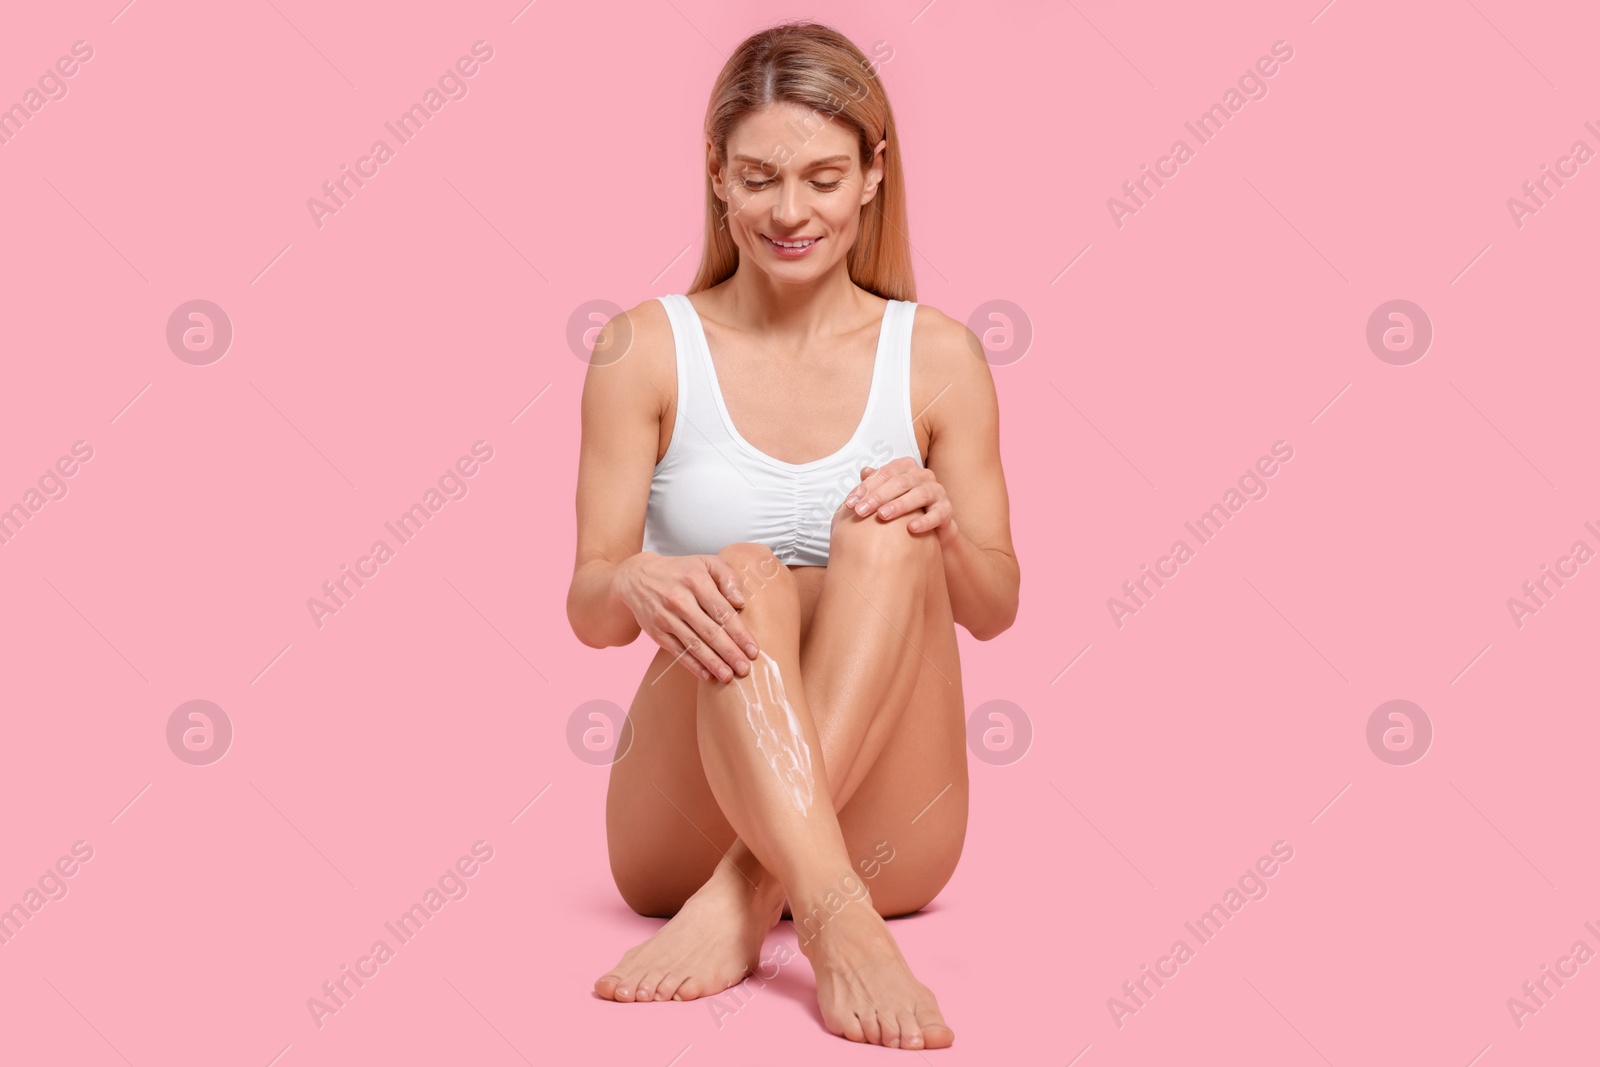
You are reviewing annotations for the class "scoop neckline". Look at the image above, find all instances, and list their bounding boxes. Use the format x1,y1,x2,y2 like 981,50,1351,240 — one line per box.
680,294,894,473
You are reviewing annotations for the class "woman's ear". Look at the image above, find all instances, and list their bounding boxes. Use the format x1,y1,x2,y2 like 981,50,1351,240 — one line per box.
861,138,887,204
706,138,725,200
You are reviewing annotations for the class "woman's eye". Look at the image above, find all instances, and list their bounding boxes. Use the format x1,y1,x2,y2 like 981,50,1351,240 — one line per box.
742,178,771,190
812,181,842,191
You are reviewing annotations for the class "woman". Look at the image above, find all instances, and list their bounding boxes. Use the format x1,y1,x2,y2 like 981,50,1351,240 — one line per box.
566,21,1018,1051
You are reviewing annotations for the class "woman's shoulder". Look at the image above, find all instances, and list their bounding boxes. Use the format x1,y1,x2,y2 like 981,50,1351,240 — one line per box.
908,302,988,374
578,298,680,424
903,300,1001,434
586,296,676,374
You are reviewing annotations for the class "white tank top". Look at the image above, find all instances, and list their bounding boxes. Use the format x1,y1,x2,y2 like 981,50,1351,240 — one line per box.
642,293,924,568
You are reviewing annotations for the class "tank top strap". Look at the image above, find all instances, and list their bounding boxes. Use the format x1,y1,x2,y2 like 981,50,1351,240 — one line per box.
655,294,703,425
873,299,918,419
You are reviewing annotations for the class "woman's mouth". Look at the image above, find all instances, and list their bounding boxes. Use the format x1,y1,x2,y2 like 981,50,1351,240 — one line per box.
761,234,820,259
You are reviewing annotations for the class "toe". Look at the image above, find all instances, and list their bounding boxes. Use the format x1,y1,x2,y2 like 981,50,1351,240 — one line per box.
634,973,663,1003
859,1010,882,1046
825,1006,865,1043
896,1010,923,1050
877,1010,901,1048
673,978,705,1002
655,973,683,1002
919,1009,955,1049
594,974,623,1001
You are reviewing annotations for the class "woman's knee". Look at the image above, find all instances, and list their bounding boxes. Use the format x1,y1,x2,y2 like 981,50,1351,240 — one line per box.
608,840,716,918
829,507,941,573
716,541,795,609
612,870,693,919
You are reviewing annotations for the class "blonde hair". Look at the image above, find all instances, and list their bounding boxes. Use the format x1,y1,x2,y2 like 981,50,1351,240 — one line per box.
688,22,915,302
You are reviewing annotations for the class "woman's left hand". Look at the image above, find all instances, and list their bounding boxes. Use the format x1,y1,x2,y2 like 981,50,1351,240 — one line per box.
843,458,958,544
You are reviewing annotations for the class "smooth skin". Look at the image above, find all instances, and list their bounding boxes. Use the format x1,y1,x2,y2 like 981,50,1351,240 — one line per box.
566,101,1019,1050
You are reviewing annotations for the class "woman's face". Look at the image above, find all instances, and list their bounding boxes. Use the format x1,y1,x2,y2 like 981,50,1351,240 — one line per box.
710,102,886,284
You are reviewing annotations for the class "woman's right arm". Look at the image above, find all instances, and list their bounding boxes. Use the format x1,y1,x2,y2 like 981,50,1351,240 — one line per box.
565,305,758,681
566,307,663,649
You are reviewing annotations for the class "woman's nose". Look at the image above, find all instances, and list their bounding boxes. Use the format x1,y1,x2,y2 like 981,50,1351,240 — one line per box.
772,181,807,227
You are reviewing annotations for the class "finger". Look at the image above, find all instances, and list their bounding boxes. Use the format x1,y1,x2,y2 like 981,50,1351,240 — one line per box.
667,614,734,682
659,626,715,682
844,460,900,507
696,573,759,659
687,580,752,676
845,468,890,510
906,500,952,533
873,483,938,519
854,471,921,515
703,556,749,610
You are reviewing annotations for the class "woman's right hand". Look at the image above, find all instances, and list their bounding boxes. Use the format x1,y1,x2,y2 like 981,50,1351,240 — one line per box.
611,552,758,683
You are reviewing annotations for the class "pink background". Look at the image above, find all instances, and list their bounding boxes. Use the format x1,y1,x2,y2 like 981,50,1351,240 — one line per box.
2,0,1597,1063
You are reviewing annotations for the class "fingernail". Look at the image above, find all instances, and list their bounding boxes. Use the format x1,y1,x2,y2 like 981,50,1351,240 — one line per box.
719,669,731,682
844,494,857,507
878,507,892,518
855,503,870,515
745,643,758,657
735,660,749,676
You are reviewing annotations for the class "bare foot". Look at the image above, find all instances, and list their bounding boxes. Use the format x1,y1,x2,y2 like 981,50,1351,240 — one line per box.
797,896,954,1050
595,865,780,1004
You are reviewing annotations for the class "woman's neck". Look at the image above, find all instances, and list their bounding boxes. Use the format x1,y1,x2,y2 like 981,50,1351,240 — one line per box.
712,258,873,341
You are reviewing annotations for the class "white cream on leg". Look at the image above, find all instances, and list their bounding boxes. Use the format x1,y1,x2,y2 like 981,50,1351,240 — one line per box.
732,650,816,818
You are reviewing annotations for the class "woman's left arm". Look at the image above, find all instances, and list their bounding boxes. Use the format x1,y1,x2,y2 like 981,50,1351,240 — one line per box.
843,310,1020,640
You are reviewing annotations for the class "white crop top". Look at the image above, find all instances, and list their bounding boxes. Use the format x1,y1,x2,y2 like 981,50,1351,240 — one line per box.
642,293,924,568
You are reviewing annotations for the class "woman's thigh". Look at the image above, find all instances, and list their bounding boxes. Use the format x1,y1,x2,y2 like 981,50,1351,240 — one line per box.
605,559,968,918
